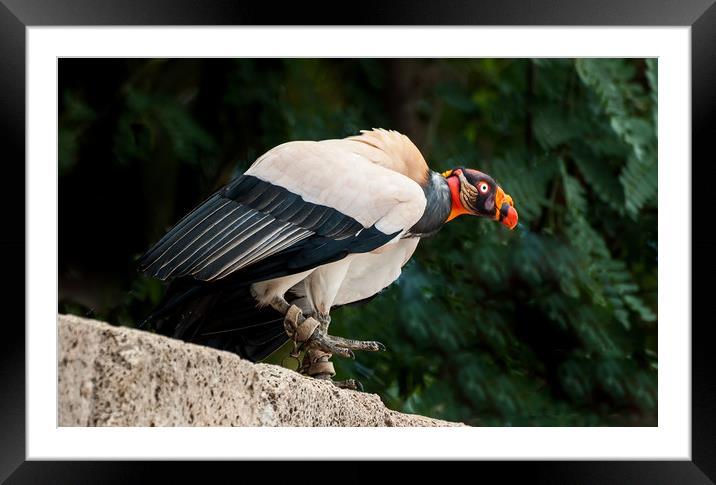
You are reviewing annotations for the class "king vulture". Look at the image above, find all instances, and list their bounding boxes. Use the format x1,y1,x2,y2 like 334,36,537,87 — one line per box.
139,129,518,389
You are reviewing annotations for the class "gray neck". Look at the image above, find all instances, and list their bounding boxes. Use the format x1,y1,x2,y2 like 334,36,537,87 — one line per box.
407,171,452,238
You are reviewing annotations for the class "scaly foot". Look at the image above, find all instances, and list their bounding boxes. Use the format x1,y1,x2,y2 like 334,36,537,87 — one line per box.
308,333,386,357
311,312,331,333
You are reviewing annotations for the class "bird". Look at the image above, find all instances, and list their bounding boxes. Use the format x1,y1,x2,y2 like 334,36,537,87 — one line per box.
138,128,518,389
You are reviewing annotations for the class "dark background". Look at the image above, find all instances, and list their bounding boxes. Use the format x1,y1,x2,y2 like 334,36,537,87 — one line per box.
58,58,657,426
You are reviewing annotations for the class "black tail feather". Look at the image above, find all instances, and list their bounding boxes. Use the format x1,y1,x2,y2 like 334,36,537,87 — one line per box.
143,278,288,362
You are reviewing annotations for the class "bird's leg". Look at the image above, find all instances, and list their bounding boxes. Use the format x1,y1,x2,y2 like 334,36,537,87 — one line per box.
282,307,359,388
271,297,382,391
271,298,352,359
311,312,331,334
302,313,385,390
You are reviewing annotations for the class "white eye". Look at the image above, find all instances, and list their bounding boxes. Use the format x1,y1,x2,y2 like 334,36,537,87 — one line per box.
478,182,490,194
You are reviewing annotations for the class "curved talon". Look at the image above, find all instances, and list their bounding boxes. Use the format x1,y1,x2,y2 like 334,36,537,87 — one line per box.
357,340,385,352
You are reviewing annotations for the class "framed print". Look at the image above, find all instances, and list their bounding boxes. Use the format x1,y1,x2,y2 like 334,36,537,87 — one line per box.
1,0,713,482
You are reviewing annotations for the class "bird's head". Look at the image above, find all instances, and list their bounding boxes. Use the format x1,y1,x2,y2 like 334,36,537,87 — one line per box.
442,167,518,230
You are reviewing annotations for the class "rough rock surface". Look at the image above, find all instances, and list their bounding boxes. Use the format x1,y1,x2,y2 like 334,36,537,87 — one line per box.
58,314,463,427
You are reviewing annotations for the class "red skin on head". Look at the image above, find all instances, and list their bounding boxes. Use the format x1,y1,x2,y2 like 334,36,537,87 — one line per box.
446,171,471,222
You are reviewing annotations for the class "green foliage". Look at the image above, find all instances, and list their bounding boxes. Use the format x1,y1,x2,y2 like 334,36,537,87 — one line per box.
59,58,657,426
576,59,657,218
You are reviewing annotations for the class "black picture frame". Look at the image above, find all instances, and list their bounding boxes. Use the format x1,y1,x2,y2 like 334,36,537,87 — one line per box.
1,0,713,482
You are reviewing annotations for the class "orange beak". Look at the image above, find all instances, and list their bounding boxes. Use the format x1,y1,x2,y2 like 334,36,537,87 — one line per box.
500,205,518,230
495,186,518,230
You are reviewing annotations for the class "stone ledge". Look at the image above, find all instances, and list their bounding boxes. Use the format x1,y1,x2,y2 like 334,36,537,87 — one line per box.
58,314,463,427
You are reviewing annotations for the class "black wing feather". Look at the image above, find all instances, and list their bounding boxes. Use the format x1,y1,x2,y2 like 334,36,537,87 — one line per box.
139,175,388,283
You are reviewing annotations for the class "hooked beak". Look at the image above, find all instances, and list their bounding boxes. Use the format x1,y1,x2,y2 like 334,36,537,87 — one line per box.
499,203,518,230
495,186,518,230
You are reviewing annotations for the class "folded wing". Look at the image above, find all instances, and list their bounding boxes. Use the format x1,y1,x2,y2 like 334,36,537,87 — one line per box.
139,138,427,283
